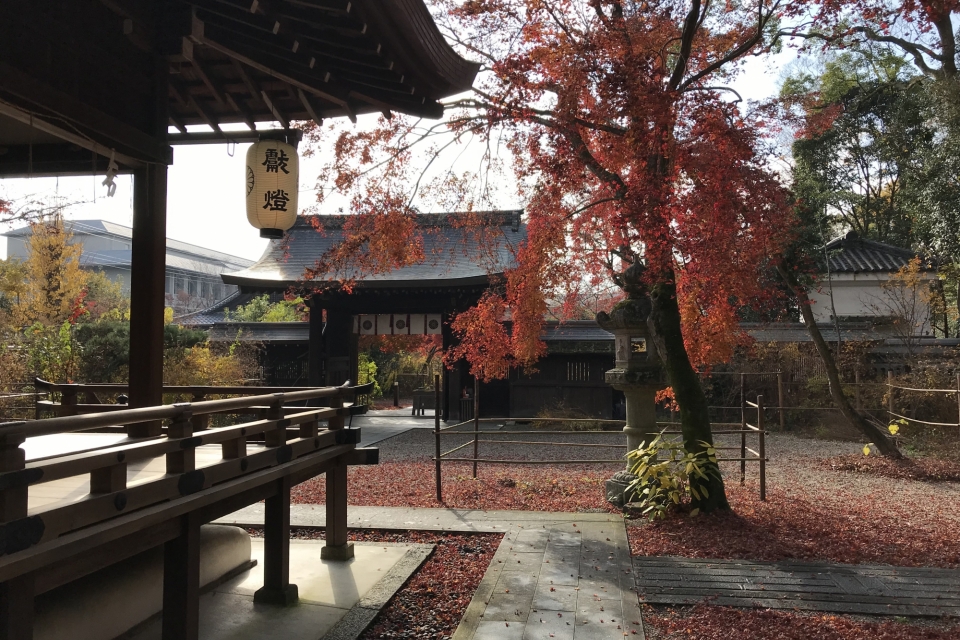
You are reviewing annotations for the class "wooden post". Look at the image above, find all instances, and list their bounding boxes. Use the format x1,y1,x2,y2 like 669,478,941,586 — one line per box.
855,370,862,411
60,385,78,417
264,396,285,448
162,511,201,640
739,373,746,486
0,431,34,640
434,374,442,502
472,376,479,479
308,302,324,387
777,370,786,431
321,461,354,561
166,410,195,475
394,381,400,408
757,395,766,502
887,370,895,422
128,162,168,438
254,477,298,605
322,390,353,560
191,394,209,432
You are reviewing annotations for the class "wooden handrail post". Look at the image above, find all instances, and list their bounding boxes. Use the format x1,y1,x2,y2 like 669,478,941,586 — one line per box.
328,390,344,431
434,374,442,502
758,394,766,502
0,430,35,638
61,385,79,417
166,408,195,475
264,395,286,448
190,393,209,432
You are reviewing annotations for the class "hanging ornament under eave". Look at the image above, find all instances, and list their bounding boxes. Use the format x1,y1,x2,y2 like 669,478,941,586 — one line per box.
246,139,299,238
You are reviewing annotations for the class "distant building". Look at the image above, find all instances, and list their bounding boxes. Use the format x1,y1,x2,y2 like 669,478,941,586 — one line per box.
809,231,938,335
3,219,255,315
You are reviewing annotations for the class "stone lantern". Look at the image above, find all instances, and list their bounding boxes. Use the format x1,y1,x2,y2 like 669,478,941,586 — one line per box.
595,263,665,506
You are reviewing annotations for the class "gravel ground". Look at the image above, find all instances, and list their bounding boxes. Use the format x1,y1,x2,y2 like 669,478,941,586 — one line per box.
378,426,960,506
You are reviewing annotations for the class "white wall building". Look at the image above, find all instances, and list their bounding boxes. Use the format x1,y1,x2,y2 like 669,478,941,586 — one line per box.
4,220,255,315
808,232,938,336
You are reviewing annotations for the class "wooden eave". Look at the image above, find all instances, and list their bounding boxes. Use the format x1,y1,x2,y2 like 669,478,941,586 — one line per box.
0,0,478,173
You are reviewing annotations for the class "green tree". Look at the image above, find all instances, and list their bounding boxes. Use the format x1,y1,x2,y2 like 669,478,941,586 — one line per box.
785,50,933,248
223,294,307,322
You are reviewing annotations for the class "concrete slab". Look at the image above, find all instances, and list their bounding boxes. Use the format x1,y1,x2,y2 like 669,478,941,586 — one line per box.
126,540,432,640
214,504,645,640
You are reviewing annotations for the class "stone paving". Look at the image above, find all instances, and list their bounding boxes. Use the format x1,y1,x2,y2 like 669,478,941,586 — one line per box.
216,505,645,639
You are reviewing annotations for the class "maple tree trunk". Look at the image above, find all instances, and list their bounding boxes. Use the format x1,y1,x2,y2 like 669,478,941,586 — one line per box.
776,263,903,458
647,280,730,513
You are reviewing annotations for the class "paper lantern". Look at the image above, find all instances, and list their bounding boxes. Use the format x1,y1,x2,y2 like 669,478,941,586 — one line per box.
246,140,299,238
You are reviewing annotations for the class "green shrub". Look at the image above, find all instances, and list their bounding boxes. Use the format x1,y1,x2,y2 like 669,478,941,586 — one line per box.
626,434,720,519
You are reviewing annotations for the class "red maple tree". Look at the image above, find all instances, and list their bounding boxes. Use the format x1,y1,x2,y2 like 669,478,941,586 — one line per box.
306,1,800,511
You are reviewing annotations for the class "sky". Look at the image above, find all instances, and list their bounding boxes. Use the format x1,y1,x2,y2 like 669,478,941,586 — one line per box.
0,45,796,262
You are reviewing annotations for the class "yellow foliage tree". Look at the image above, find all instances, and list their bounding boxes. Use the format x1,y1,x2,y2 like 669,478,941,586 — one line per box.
16,215,86,327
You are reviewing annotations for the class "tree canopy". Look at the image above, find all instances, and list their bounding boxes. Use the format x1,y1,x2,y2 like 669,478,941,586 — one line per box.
306,0,809,511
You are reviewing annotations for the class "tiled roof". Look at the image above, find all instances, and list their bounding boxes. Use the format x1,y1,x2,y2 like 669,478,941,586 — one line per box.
209,322,308,343
175,291,288,326
541,321,614,342
823,232,930,273
222,212,525,290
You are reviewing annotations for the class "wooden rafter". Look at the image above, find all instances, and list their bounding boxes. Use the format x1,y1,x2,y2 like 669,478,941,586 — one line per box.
296,88,322,128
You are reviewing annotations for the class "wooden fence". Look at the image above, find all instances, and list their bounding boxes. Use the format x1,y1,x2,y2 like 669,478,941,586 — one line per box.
430,376,767,503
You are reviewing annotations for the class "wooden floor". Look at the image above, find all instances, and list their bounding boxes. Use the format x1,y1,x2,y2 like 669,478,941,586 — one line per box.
634,556,960,617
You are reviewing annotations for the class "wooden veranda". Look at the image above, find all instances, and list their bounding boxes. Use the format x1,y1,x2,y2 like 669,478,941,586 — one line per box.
0,1,477,637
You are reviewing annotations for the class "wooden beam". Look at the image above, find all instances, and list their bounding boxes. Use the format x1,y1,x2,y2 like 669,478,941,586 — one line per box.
0,61,168,164
186,94,224,134
168,115,188,134
297,88,323,129
181,40,227,106
191,12,350,109
0,143,133,178
260,90,289,129
224,92,256,131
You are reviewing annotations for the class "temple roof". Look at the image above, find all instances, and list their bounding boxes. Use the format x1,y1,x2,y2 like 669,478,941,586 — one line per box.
823,231,933,273
222,211,526,291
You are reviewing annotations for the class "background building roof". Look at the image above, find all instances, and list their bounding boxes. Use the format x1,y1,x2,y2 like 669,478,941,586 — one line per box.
823,231,932,273
223,211,526,290
4,219,255,271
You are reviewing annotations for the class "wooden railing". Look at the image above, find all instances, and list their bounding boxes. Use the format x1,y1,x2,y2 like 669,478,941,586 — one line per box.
0,382,376,640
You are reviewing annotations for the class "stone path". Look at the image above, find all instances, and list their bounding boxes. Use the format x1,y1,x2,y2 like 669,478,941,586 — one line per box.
634,556,960,617
216,505,645,639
